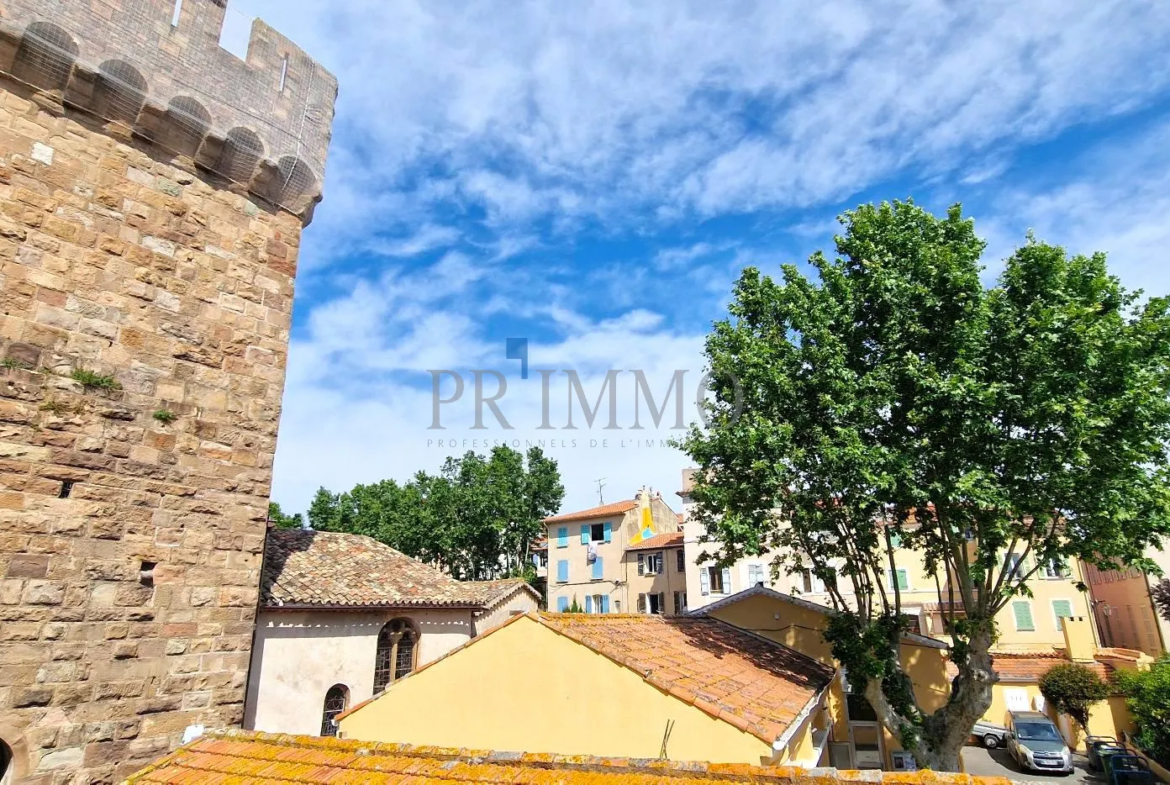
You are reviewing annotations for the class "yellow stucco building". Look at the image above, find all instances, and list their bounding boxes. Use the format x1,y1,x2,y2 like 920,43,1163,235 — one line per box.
337,612,835,766
696,584,1147,769
678,470,1096,655
693,585,951,770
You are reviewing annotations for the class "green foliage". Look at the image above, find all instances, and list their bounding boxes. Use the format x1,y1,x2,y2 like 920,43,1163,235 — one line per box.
1039,662,1110,728
152,409,177,424
1117,656,1170,765
1,357,30,370
268,501,305,530
307,446,564,580
679,200,1170,769
1151,579,1170,624
38,399,70,415
71,368,121,391
567,595,583,613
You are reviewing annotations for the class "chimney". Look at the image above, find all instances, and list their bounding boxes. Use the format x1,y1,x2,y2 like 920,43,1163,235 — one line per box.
1062,616,1097,663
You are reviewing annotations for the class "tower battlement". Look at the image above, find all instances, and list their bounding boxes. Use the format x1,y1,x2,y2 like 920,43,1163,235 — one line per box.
0,0,337,223
0,2,337,781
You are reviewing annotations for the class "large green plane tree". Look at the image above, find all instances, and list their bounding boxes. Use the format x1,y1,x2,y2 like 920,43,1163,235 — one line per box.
681,201,1170,770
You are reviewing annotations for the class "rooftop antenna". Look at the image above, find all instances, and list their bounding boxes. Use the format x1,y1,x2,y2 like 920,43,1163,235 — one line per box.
595,478,606,505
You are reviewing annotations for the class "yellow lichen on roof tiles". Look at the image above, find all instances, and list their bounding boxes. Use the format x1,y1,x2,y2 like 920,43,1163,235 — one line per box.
128,730,1015,784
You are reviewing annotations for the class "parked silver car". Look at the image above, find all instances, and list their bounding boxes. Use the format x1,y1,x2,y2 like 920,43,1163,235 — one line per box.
972,720,1008,749
1007,711,1073,775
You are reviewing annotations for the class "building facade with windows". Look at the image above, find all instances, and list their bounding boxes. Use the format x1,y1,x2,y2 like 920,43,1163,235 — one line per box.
244,529,539,738
545,488,685,614
678,469,1095,651
1083,544,1170,657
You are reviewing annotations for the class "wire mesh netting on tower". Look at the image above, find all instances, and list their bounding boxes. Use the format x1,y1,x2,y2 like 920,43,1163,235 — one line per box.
0,1,329,215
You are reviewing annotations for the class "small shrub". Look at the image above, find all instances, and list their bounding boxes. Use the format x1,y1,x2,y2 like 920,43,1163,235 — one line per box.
1039,662,1110,728
1118,656,1170,766
71,368,121,391
39,399,69,415
1,357,30,370
566,595,583,613
152,409,177,424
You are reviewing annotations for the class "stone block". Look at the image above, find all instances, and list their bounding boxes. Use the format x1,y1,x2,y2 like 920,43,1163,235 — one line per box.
6,553,50,578
21,580,65,605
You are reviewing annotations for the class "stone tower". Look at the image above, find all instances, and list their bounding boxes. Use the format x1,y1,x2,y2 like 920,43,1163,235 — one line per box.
0,1,336,782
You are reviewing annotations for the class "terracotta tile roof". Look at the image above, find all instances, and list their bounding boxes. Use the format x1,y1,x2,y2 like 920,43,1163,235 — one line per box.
625,531,684,551
460,578,539,608
537,612,834,745
1096,647,1146,662
944,651,1114,682
261,529,482,609
691,585,949,650
129,730,1003,784
545,499,637,522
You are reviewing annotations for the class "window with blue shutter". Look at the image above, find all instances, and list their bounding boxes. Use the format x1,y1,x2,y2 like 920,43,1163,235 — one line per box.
556,560,568,583
592,556,604,580
603,521,612,543
557,596,568,612
557,527,568,548
601,595,610,613
585,595,593,614
580,525,590,544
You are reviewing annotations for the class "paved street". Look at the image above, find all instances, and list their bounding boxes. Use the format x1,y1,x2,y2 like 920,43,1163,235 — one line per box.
962,746,1103,784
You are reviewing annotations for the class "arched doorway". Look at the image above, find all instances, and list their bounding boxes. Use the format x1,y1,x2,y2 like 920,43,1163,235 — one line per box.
1,737,16,785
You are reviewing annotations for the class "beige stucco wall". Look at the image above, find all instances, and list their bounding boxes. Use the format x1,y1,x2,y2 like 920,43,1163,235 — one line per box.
547,511,629,612
244,608,473,735
339,615,785,764
623,546,689,613
474,587,540,635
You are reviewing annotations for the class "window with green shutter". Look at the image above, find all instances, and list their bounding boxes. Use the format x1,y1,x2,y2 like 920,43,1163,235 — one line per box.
888,568,909,591
1052,599,1074,630
1012,600,1035,631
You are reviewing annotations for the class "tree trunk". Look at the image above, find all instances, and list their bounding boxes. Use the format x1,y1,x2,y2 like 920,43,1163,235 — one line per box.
866,626,998,772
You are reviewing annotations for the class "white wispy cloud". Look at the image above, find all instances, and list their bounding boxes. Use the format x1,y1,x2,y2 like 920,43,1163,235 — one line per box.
243,0,1170,261
224,0,1170,517
370,224,461,257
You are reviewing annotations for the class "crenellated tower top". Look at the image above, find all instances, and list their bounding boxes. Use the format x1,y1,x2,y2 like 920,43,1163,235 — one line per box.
0,0,337,223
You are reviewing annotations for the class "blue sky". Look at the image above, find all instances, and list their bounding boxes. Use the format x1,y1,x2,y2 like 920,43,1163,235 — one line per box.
226,0,1170,516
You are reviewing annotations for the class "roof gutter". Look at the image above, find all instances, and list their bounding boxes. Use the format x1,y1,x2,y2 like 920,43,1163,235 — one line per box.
771,683,828,761
263,602,485,612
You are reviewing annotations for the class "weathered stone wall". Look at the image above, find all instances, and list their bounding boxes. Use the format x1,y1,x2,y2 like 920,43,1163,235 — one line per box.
0,69,302,782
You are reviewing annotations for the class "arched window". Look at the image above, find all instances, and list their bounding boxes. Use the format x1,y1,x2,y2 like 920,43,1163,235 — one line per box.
93,60,147,127
373,619,417,693
319,684,348,737
12,22,78,93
